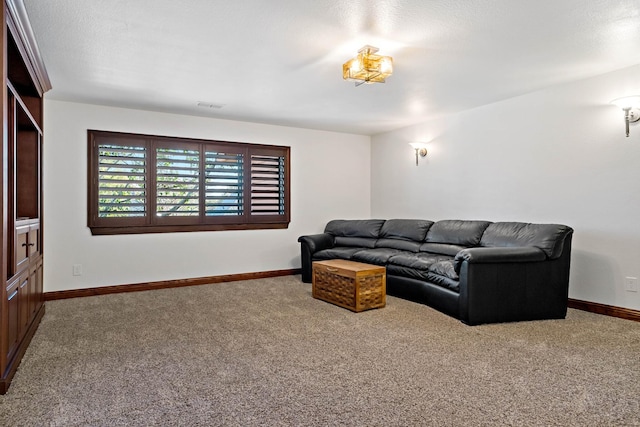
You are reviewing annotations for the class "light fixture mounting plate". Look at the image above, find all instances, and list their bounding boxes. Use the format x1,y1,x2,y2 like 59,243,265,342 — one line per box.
628,108,640,122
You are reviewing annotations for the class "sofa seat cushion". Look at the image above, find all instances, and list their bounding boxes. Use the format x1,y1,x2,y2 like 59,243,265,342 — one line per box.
387,264,430,281
386,265,460,293
425,272,460,292
388,252,452,270
388,254,460,292
428,259,459,280
314,247,362,261
419,243,468,256
351,248,402,265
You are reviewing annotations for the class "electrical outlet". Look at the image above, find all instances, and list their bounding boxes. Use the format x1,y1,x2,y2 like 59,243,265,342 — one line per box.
72,264,83,276
624,277,638,292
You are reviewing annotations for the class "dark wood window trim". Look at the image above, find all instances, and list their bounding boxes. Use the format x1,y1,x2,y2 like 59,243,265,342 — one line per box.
87,130,290,235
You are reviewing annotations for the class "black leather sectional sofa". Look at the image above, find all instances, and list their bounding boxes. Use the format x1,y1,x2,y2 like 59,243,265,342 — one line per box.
298,219,573,325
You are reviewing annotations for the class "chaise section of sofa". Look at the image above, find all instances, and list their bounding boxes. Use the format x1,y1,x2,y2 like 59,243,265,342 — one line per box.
298,219,573,325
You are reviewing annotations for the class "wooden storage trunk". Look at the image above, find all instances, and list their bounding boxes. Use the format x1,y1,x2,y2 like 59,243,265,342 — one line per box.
312,259,386,312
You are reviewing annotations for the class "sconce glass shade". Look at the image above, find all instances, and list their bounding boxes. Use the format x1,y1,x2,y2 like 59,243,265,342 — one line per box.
343,45,393,87
610,96,640,110
409,142,428,166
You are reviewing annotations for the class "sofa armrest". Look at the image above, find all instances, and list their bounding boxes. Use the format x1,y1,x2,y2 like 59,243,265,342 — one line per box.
298,233,334,283
455,246,546,265
298,233,334,253
454,246,546,275
457,244,571,325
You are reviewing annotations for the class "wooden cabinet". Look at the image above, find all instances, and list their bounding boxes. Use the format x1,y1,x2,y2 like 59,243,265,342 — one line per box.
0,0,50,394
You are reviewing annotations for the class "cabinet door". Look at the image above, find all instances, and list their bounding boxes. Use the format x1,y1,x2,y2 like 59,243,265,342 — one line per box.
28,260,43,318
15,224,29,272
28,223,40,258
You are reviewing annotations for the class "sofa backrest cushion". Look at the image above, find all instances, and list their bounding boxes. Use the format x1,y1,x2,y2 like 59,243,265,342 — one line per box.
325,219,385,238
425,220,492,246
376,238,422,252
480,222,573,259
379,219,434,242
334,236,377,248
325,219,385,249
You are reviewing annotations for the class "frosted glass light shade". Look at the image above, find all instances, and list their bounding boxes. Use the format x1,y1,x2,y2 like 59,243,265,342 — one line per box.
409,142,428,150
610,96,640,110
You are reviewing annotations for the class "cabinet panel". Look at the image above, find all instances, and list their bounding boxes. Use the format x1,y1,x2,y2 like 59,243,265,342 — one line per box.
6,278,21,361
16,125,40,219
18,274,29,333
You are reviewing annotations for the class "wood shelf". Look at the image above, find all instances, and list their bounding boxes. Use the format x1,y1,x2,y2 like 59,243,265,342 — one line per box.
8,80,42,134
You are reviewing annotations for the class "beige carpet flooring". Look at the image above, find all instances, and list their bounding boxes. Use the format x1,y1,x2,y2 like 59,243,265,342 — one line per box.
0,275,639,426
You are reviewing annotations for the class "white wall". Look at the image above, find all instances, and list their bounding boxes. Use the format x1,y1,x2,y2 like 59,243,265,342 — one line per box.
43,100,371,292
371,64,640,311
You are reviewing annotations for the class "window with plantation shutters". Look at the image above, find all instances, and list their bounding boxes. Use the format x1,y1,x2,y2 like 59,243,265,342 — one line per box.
88,130,289,235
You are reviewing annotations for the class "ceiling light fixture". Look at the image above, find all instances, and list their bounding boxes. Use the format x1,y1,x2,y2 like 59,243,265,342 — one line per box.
610,96,640,137
343,45,393,87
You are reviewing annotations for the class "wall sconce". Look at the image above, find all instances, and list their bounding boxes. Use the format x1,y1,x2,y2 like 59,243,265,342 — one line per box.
409,142,428,166
610,96,640,137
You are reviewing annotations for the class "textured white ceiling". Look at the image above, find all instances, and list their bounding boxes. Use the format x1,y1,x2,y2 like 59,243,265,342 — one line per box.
24,0,640,135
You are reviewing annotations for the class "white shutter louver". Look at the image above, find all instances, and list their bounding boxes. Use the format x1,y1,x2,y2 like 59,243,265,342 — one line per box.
250,154,285,216
205,150,244,216
98,144,147,218
156,147,200,216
